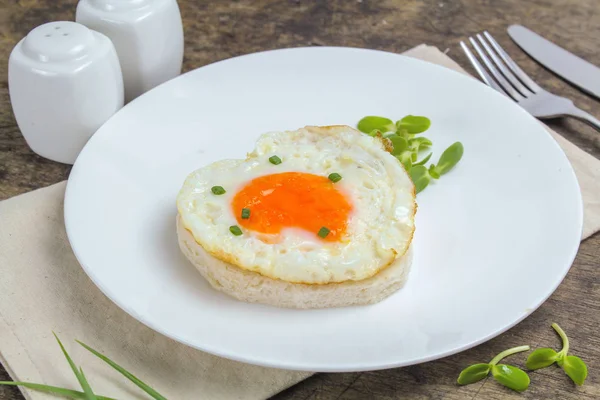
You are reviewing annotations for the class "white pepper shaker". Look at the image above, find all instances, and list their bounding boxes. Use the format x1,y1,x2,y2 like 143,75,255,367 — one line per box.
8,21,124,164
76,0,184,103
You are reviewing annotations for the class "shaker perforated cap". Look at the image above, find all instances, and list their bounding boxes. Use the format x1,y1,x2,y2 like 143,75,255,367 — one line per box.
21,21,96,63
12,21,117,74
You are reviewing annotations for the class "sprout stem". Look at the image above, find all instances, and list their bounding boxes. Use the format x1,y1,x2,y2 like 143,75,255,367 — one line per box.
489,345,531,366
552,323,569,355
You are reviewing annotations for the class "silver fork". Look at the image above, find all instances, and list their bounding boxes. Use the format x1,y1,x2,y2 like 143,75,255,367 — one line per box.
460,32,600,131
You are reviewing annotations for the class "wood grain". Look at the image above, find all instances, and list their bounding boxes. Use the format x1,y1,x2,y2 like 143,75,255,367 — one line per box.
1,1,599,399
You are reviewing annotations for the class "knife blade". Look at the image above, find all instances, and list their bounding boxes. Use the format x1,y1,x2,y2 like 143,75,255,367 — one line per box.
508,24,600,99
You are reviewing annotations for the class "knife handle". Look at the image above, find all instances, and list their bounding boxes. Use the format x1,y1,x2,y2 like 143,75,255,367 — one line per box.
566,106,600,132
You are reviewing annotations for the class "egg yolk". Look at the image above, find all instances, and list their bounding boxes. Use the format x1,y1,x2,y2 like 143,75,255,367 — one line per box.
231,172,352,241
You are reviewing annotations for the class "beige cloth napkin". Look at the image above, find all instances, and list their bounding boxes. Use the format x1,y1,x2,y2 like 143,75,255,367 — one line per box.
1,45,599,400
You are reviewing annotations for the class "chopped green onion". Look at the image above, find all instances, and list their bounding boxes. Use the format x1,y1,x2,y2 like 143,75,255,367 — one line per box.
328,173,342,183
269,155,282,165
229,226,243,236
241,208,250,219
211,186,226,195
317,227,330,238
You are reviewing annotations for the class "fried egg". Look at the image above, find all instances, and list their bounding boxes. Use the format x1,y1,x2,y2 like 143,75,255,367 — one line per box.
176,125,416,284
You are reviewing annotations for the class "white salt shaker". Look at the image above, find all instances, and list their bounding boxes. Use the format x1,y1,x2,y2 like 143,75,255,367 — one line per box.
76,0,184,103
8,21,124,164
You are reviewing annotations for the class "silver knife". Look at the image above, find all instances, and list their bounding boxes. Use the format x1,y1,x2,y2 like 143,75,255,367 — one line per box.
508,24,600,100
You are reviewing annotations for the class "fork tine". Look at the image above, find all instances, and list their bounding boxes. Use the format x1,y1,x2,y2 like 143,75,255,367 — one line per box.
468,37,525,102
483,31,542,93
460,41,506,94
475,34,531,97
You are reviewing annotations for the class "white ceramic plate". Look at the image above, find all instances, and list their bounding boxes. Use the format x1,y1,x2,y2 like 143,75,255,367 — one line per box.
65,47,582,372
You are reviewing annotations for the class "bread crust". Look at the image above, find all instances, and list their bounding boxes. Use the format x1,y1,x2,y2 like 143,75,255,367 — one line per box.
177,215,413,309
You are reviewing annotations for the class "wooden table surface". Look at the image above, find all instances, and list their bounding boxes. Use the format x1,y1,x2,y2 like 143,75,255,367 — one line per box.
1,1,599,399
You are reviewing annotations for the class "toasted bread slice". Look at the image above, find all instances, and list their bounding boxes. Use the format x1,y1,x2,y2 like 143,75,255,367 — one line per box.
177,215,412,309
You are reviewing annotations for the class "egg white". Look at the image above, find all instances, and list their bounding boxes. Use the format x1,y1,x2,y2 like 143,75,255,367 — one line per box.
176,125,416,284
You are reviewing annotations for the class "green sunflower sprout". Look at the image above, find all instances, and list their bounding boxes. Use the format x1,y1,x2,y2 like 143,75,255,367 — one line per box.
431,142,464,176
396,151,413,171
413,152,432,166
396,115,431,133
526,323,588,386
457,345,531,392
356,114,463,195
409,165,430,194
396,128,411,141
408,137,433,153
526,348,558,370
428,164,440,179
491,364,531,392
389,136,408,155
357,116,396,134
